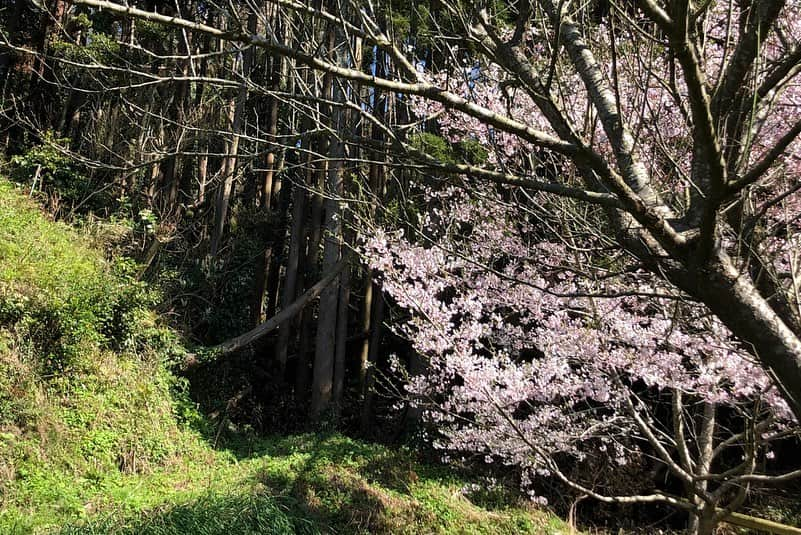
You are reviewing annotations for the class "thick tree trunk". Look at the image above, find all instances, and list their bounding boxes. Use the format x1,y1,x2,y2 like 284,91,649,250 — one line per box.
688,507,717,535
686,403,716,535
275,163,308,374
251,5,285,326
311,21,348,420
260,96,280,209
311,129,345,420
274,29,310,372
209,24,254,257
401,350,426,436
295,309,313,401
359,56,387,401
197,138,209,207
295,136,327,401
34,0,67,82
251,248,272,326
359,281,373,392
333,263,350,415
161,20,192,216
0,0,23,83
209,97,240,258
264,172,289,320
690,252,801,418
360,287,384,434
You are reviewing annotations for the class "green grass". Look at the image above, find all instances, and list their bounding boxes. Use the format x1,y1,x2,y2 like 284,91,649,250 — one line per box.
3,432,566,534
0,179,567,534
40,434,562,535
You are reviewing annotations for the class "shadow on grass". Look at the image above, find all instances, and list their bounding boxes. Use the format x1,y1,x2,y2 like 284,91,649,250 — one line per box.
252,433,428,534
55,435,423,535
54,433,545,535
55,465,414,535
56,492,316,535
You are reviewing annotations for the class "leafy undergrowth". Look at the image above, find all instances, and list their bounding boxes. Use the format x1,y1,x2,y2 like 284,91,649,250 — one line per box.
0,178,565,534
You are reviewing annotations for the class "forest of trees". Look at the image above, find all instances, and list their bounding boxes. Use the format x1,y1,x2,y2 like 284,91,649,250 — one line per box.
1,0,801,533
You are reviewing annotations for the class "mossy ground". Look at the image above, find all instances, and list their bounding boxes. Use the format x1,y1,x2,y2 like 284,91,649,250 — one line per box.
0,180,567,534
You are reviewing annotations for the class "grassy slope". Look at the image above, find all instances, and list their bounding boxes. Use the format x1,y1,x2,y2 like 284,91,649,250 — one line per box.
0,180,567,534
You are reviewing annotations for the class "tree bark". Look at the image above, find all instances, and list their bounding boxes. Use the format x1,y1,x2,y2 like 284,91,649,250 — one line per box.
275,164,308,374
333,262,350,416
360,287,384,434
209,13,255,257
311,20,348,421
209,95,240,258
690,253,801,417
311,116,345,420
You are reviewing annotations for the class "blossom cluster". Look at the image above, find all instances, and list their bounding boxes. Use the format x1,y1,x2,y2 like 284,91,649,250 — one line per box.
363,186,792,481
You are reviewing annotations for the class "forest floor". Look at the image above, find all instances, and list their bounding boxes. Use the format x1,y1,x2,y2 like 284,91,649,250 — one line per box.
0,178,567,534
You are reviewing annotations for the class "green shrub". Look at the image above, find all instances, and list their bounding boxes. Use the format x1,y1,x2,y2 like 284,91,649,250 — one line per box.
408,132,456,164
0,180,157,372
10,132,94,213
0,178,200,512
456,138,490,165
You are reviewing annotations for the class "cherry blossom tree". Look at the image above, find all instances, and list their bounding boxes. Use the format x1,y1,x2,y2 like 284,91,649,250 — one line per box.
357,2,801,530
362,184,799,533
